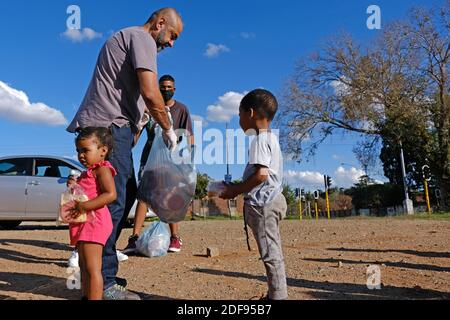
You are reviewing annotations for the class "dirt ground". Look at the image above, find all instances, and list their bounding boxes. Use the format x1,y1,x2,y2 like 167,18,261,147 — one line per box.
0,217,449,300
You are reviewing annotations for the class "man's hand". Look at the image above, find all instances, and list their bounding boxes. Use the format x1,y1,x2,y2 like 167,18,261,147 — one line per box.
163,127,178,152
220,183,240,200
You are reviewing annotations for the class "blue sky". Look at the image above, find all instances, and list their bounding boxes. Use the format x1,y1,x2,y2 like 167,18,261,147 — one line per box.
0,0,442,190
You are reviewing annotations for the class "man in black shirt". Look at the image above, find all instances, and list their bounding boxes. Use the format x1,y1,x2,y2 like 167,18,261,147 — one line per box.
123,75,194,254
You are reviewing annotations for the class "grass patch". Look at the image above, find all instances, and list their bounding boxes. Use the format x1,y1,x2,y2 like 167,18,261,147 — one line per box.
143,212,450,223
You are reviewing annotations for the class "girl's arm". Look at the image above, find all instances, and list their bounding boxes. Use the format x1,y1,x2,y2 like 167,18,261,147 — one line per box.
220,165,268,200
75,166,117,214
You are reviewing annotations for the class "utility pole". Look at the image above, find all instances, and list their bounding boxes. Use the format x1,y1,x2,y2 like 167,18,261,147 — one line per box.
225,123,233,219
422,165,432,215
313,190,320,220
400,141,414,215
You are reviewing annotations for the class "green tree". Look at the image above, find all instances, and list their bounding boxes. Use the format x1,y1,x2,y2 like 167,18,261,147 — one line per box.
282,184,296,209
346,184,404,215
195,173,211,200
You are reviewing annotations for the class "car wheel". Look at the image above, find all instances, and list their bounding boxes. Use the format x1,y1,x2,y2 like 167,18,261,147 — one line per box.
0,221,22,230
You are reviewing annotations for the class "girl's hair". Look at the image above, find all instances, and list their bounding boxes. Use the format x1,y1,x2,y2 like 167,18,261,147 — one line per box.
75,127,114,158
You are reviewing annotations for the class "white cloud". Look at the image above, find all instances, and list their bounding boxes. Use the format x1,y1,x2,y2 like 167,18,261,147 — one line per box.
61,28,102,43
240,32,256,39
333,166,366,188
206,91,246,123
332,154,341,160
284,166,366,189
330,76,350,97
191,114,208,126
0,81,68,126
284,170,325,188
204,43,230,58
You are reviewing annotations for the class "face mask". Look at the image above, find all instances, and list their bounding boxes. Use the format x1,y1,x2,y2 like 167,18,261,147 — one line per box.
161,90,175,102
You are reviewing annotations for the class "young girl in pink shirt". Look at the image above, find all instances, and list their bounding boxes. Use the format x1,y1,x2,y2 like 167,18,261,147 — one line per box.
69,127,117,300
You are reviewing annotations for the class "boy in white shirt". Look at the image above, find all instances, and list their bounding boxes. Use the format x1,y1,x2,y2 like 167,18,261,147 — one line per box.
220,89,288,300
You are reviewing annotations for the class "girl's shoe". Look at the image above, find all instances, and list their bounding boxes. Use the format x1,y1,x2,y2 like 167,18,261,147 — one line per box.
68,250,79,268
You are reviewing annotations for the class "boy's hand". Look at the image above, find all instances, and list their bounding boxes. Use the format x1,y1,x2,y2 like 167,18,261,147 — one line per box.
220,183,239,200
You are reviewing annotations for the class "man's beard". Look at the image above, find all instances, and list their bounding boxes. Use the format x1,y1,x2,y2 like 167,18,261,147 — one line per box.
156,29,169,52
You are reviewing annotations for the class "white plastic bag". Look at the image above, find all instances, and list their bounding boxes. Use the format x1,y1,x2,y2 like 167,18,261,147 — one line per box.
136,221,170,258
59,184,92,224
138,126,197,224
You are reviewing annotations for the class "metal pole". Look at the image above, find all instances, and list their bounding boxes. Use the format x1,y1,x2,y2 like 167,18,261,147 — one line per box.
325,189,331,220
400,141,414,214
314,201,319,221
298,199,303,221
399,142,409,201
424,180,432,215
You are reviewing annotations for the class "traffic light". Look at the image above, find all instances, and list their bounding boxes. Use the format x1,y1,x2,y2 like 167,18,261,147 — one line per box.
295,188,300,199
422,165,431,181
324,175,332,189
301,188,306,199
313,190,320,200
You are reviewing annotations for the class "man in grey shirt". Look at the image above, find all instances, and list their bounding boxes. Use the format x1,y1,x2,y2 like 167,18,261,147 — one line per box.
67,7,183,300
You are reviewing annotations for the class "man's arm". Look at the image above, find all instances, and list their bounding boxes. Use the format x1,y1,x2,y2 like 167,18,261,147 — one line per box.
137,69,171,131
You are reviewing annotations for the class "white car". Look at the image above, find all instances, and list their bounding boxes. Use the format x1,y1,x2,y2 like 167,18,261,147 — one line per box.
0,155,154,229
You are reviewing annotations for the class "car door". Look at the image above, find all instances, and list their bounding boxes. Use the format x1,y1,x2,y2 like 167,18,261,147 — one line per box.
0,157,32,219
26,158,78,219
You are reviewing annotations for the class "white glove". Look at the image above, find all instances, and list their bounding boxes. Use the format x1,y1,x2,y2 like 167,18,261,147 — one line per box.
165,106,174,126
162,127,178,152
136,112,150,132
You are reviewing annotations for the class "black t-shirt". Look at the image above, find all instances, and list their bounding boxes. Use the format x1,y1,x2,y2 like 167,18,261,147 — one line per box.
140,100,193,168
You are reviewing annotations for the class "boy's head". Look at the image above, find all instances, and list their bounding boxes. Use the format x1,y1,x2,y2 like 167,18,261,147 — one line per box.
239,89,278,132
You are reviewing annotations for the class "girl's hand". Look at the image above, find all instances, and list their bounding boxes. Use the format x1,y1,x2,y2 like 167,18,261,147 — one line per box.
220,184,239,200
69,201,86,219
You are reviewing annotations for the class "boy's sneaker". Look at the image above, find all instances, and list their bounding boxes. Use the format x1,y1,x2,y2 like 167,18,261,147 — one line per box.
116,250,129,262
103,284,141,300
122,235,139,255
168,236,183,253
68,250,79,268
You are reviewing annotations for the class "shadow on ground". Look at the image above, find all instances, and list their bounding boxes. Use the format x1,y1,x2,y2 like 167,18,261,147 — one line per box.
193,268,450,300
303,257,450,273
328,247,450,259
0,239,71,251
0,272,171,300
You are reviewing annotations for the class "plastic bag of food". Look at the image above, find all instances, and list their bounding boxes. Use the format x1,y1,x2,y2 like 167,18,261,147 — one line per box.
59,184,92,224
138,126,197,224
136,221,170,258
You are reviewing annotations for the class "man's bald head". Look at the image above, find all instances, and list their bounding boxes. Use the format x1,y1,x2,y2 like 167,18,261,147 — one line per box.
147,8,183,30
145,7,183,52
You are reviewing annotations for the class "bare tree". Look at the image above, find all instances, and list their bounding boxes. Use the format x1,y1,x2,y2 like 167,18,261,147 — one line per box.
407,3,450,207
278,2,449,208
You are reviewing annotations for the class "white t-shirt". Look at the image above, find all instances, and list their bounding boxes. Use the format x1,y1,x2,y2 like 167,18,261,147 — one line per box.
242,131,284,207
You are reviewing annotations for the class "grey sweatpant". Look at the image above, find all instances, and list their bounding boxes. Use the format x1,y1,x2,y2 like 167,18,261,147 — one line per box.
244,193,288,300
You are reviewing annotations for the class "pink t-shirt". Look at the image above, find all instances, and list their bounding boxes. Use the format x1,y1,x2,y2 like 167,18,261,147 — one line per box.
69,161,116,247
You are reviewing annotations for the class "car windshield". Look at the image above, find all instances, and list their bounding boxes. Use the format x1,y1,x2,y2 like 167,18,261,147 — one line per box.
64,158,83,169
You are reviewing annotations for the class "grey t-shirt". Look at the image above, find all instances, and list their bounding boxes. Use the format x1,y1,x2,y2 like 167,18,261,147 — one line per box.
67,26,158,133
242,131,284,207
